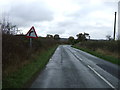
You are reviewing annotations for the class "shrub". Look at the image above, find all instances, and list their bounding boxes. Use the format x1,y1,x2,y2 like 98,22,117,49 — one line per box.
2,34,58,75
76,40,120,58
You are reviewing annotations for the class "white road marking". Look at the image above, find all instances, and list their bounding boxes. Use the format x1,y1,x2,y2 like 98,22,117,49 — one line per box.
87,65,116,89
74,54,83,61
67,47,83,61
79,57,83,61
78,57,82,61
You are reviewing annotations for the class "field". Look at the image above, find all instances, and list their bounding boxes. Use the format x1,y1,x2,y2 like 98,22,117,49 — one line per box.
73,40,120,65
3,46,57,88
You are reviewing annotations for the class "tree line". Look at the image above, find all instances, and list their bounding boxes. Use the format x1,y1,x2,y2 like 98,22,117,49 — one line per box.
46,32,90,45
68,32,90,45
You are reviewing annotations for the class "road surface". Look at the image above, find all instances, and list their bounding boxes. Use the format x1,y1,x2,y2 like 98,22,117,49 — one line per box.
30,45,120,89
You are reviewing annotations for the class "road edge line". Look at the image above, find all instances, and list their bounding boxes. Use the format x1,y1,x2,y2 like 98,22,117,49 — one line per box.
87,65,116,89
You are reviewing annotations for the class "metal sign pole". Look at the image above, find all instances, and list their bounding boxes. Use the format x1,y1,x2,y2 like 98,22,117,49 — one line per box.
30,38,32,48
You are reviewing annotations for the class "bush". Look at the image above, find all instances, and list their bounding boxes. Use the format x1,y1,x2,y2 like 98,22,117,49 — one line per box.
76,40,120,59
2,34,58,75
78,40,119,53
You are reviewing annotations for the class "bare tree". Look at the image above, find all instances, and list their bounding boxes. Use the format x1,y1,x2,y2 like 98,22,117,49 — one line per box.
54,34,60,40
46,34,53,38
68,36,75,45
76,32,90,42
1,16,21,35
106,35,112,41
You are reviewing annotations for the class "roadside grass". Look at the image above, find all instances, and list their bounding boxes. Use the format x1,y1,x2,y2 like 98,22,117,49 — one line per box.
72,46,120,66
3,45,58,88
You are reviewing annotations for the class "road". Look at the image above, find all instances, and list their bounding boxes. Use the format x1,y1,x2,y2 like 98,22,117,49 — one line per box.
30,45,120,89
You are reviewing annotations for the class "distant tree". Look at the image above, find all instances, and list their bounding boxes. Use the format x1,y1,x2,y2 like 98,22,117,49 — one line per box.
76,33,85,42
68,36,75,45
46,34,53,38
54,34,60,40
84,32,90,40
106,35,112,41
76,32,90,42
76,33,85,41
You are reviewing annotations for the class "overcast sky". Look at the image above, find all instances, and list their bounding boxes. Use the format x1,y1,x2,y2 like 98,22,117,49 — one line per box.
0,0,119,39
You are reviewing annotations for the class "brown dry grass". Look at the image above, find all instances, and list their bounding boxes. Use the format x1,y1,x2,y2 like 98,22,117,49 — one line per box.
4,59,30,76
2,34,59,76
76,40,120,60
96,48,119,59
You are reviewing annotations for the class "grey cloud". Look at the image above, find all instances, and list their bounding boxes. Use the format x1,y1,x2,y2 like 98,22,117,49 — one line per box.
8,1,54,27
0,0,117,39
65,3,102,18
47,28,66,35
47,26,66,35
56,19,112,39
57,20,78,27
65,1,116,20
45,20,79,35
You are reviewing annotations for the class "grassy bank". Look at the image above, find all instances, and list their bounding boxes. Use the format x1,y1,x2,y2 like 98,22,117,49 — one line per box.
73,45,120,65
3,45,58,88
3,34,59,74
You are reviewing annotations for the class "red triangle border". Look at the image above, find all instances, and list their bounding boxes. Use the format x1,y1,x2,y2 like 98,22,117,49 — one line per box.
26,26,38,38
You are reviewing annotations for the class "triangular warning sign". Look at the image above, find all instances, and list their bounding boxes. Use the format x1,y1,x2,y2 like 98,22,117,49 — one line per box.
26,26,38,38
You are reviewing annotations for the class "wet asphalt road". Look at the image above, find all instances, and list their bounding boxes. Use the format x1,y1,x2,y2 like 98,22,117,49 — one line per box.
30,45,120,89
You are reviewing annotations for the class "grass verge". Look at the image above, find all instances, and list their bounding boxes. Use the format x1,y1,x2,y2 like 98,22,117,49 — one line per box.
72,45,120,65
3,45,58,88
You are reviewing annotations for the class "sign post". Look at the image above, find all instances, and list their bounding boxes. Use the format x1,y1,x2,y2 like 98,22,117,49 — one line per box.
30,38,32,48
26,26,38,48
